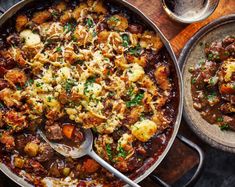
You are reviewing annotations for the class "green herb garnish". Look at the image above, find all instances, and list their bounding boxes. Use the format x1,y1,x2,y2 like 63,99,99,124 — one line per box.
207,92,216,101
86,18,94,28
16,85,22,90
84,76,96,94
126,91,144,108
47,96,52,102
36,82,44,88
109,16,120,23
216,117,223,122
191,78,196,84
209,77,218,86
56,47,62,52
208,53,213,60
65,79,76,93
25,79,34,87
106,144,113,160
129,44,142,56
0,102,4,109
117,147,128,158
64,23,75,32
220,124,230,131
224,51,230,56
122,34,130,48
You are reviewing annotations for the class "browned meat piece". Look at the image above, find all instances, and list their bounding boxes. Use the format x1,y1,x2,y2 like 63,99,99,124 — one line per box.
4,110,27,131
97,22,108,32
24,159,47,176
128,24,143,34
32,10,51,24
225,43,235,57
15,134,38,153
205,41,230,61
58,91,69,104
6,34,21,46
0,79,9,90
49,160,64,177
0,50,17,70
4,69,27,87
45,123,63,141
36,143,54,162
0,88,22,107
114,157,129,172
0,133,15,150
222,36,235,47
15,15,28,32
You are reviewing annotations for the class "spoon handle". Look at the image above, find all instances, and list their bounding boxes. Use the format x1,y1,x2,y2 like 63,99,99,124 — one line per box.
88,150,141,187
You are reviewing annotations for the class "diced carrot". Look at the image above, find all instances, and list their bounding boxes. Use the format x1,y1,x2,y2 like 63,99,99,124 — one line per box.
220,84,235,94
62,124,75,139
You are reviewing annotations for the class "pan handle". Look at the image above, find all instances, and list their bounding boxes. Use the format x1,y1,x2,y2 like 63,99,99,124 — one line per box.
149,134,204,187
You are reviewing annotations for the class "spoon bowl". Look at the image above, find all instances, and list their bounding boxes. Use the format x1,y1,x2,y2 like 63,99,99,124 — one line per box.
37,128,140,187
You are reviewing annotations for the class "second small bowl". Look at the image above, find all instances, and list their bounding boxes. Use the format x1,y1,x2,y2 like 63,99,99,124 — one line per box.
161,0,219,24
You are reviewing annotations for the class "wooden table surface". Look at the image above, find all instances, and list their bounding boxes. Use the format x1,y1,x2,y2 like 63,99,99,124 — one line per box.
0,0,235,187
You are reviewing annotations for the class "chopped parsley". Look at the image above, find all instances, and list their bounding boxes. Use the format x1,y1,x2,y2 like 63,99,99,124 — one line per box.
56,47,62,52
51,11,59,18
140,113,146,121
65,79,76,93
191,77,196,84
220,124,230,131
207,92,216,102
122,34,130,48
216,117,223,122
25,79,34,87
127,86,134,97
105,144,113,160
47,96,52,102
129,44,142,56
84,76,96,94
108,92,115,97
64,23,75,32
16,85,22,90
208,53,213,60
36,82,44,88
72,35,77,42
224,51,230,56
109,16,120,23
209,76,218,86
117,147,128,158
0,102,4,109
86,18,94,28
126,91,144,108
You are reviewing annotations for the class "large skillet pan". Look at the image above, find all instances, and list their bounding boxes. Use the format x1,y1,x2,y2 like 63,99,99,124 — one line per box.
0,0,202,186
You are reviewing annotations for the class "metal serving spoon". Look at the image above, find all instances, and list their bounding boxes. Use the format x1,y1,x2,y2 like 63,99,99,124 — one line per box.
37,129,140,187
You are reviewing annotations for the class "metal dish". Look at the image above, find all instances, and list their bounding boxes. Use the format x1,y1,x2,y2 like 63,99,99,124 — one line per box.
0,0,185,186
179,14,235,153
161,0,219,24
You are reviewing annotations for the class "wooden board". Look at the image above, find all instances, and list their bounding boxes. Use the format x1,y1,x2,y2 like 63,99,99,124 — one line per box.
0,0,234,186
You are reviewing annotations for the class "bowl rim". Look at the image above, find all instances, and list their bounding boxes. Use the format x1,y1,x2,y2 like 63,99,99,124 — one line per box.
179,14,235,153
